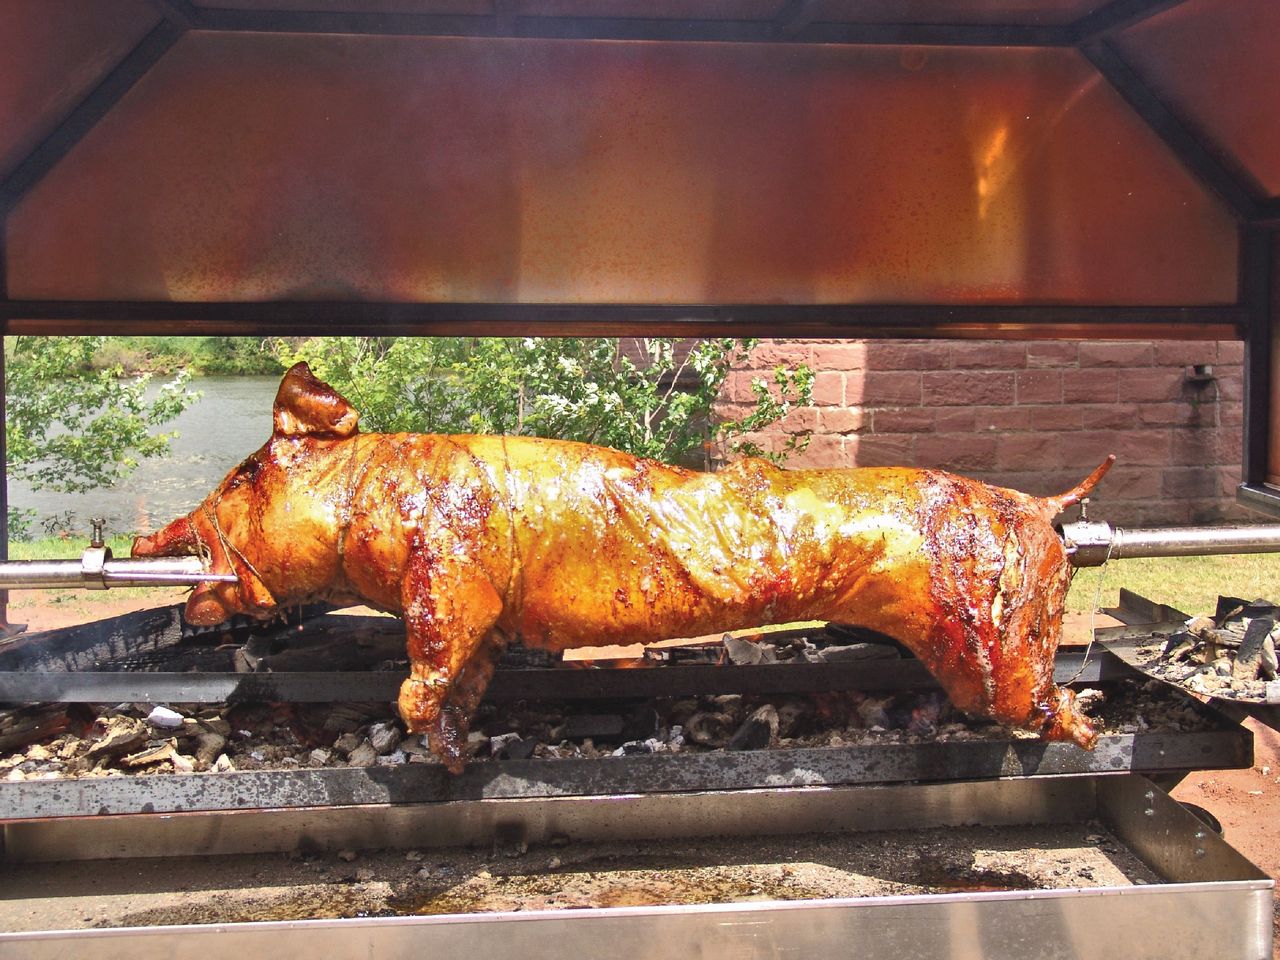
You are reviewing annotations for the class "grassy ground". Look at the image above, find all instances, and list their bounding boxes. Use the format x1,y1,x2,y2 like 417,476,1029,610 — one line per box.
9,535,136,560
1066,553,1279,616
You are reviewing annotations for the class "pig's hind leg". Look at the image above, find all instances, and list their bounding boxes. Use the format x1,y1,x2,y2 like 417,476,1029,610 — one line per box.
397,548,504,773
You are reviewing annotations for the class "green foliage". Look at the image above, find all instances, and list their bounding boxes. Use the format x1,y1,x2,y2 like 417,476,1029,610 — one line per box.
5,337,198,539
273,338,813,466
185,337,284,375
85,337,283,376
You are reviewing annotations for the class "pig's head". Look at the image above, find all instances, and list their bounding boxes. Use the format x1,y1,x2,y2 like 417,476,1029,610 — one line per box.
132,362,360,626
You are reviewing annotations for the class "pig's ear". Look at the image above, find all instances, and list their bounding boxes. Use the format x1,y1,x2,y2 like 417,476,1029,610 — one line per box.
273,362,360,439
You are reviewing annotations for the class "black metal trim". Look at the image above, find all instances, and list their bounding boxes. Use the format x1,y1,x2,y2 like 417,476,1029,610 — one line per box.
193,6,1073,46
1254,199,1280,229
1081,40,1261,224
773,0,818,37
493,0,518,37
1240,228,1273,491
1070,0,1189,44
1237,483,1280,519
0,651,1124,705
0,301,1246,340
0,20,184,208
148,0,201,29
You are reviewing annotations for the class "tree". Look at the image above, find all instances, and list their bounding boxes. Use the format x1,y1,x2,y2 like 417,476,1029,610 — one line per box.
274,337,813,467
5,337,196,539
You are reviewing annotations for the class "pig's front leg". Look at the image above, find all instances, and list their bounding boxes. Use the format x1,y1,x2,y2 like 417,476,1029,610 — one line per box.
431,633,507,765
397,546,504,774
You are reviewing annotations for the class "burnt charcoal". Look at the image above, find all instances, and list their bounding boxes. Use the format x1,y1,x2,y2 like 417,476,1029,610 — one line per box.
619,740,652,755
723,634,777,665
0,705,70,753
180,614,256,645
854,695,892,730
886,703,916,729
1161,632,1196,662
907,693,946,734
243,633,286,658
775,700,813,738
1215,621,1247,647
506,738,538,761
646,646,720,665
816,643,902,663
1186,617,1219,640
728,704,779,751
726,715,769,751
684,711,734,746
1215,597,1251,624
497,644,559,669
623,705,660,742
347,742,377,767
323,706,373,734
1262,635,1278,682
561,713,625,742
368,721,401,755
711,694,746,720
1216,596,1280,625
822,623,915,658
84,716,148,759
1233,618,1274,681
491,734,536,760
333,732,363,756
194,733,227,766
489,732,521,756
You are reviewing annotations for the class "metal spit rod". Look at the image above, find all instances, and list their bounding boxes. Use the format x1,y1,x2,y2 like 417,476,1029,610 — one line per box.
1061,520,1280,567
0,517,237,590
0,555,236,591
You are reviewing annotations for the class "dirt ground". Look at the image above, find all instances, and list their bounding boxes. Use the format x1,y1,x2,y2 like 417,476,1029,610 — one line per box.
7,593,1280,953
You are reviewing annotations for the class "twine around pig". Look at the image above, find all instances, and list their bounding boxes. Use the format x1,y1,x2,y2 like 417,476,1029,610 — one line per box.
201,499,272,603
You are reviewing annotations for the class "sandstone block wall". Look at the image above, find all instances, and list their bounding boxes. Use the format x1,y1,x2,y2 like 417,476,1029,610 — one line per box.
717,339,1248,526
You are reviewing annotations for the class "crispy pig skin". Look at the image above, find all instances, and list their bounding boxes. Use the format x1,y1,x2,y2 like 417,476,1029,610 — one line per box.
134,362,1113,771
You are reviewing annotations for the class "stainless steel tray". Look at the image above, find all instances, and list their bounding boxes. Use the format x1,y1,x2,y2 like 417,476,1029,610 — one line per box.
0,775,1270,960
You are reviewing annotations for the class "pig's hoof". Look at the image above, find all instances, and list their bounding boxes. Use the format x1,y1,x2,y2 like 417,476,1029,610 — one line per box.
430,704,469,775
397,676,444,734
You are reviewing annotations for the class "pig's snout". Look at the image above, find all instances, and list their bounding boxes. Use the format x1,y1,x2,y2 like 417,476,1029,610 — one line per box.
133,515,197,557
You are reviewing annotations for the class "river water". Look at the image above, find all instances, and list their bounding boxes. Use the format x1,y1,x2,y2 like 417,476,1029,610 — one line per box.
9,376,281,537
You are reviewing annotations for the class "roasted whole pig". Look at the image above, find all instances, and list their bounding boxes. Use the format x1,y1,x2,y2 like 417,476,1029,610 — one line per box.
135,362,1113,771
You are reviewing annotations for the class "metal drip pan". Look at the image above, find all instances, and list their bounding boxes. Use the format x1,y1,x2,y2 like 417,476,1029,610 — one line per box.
0,775,1270,960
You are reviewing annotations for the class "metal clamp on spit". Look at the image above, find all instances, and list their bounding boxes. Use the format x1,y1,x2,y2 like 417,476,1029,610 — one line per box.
0,518,237,591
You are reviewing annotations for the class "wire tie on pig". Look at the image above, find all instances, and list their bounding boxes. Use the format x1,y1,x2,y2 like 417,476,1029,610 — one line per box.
1068,536,1115,684
202,500,272,600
